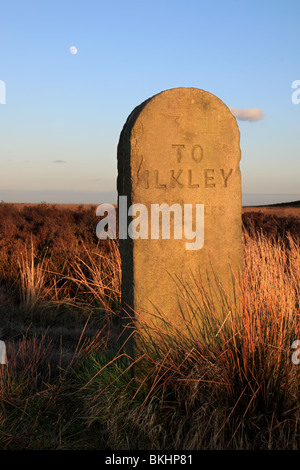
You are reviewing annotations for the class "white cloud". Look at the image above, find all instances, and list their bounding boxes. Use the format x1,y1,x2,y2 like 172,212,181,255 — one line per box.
229,107,265,122
53,160,67,163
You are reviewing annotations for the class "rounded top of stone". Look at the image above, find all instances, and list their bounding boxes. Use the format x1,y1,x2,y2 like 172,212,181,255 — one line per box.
123,87,239,137
149,86,226,102
144,86,233,107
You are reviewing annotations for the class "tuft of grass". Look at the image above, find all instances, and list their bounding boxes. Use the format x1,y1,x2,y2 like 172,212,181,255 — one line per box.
18,242,50,312
65,239,121,316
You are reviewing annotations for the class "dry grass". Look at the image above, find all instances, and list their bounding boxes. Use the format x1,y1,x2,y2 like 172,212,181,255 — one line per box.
83,229,300,450
62,240,121,316
18,241,50,312
0,202,299,449
242,204,300,219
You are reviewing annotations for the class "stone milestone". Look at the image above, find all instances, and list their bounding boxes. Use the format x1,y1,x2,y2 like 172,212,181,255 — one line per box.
117,87,242,337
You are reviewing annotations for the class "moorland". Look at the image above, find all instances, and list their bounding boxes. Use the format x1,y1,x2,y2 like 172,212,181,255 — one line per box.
0,201,299,450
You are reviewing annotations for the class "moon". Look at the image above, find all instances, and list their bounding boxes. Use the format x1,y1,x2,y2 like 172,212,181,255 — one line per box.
69,46,78,55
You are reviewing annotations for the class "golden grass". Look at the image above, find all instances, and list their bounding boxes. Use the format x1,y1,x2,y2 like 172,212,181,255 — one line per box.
0,209,299,449
64,240,121,315
18,242,50,312
88,229,300,449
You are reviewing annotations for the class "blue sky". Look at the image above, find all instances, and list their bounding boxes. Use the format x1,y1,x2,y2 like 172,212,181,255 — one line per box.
0,0,299,205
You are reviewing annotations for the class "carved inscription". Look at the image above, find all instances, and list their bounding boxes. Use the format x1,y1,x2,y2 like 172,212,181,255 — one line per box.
220,168,233,187
154,170,166,189
188,169,199,188
204,169,215,188
170,170,184,188
140,168,233,189
172,144,185,163
192,145,203,162
138,144,234,190
172,144,203,163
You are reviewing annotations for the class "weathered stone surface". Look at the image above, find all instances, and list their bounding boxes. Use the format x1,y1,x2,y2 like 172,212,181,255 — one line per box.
117,87,242,336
